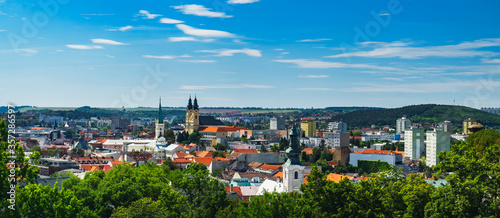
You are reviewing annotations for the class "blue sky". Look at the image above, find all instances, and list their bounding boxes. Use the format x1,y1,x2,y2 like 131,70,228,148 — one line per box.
1,0,500,108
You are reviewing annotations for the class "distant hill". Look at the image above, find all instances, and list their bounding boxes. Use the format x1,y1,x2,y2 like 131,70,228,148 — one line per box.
331,104,500,130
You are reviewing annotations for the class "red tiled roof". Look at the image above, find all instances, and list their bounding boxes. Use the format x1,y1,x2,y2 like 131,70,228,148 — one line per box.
194,157,213,166
248,162,263,169
199,126,247,133
233,149,258,153
103,165,113,173
273,171,283,179
175,152,188,158
172,158,193,163
302,148,314,155
197,151,213,158
225,186,243,197
127,153,154,161
361,149,399,155
258,164,282,171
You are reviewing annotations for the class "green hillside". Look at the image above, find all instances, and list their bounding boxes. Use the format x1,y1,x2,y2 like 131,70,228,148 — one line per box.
331,104,500,130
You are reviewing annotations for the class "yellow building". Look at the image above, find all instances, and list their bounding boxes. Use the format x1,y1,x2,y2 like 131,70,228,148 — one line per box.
462,118,477,135
301,120,317,137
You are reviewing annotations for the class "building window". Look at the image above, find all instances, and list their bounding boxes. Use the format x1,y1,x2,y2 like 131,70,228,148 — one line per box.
294,171,298,179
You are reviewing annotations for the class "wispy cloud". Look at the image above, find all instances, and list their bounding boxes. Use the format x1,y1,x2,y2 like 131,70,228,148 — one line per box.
138,10,162,19
295,88,334,91
80,13,114,16
326,38,500,59
379,13,390,16
298,74,329,78
274,48,284,51
159,18,184,24
168,37,214,42
173,4,232,18
227,0,259,4
274,59,400,71
178,60,217,63
197,48,262,57
91,39,128,45
176,24,236,38
106,55,115,58
105,25,133,31
0,29,6,32
143,54,191,59
296,38,332,42
66,45,103,49
180,84,273,90
482,59,500,64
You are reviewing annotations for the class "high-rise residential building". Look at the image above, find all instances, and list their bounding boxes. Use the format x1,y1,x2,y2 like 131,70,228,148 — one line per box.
270,117,285,130
396,116,412,133
462,118,477,135
404,127,425,160
438,120,453,134
300,120,317,137
323,132,350,147
328,121,347,133
111,116,131,133
425,129,451,167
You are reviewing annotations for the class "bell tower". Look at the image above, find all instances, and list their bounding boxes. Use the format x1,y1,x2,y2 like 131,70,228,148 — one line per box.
186,95,200,134
283,124,305,192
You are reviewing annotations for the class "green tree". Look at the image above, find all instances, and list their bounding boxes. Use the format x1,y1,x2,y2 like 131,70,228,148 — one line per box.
260,144,267,152
429,129,500,217
163,129,175,143
1,120,40,215
188,131,202,144
310,147,321,163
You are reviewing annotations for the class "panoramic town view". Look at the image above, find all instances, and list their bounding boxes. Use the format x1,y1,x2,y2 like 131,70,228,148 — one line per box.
1,0,500,217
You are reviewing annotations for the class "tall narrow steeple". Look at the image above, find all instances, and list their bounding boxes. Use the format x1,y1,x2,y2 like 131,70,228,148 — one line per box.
285,124,303,166
193,95,199,110
158,97,163,124
187,95,193,110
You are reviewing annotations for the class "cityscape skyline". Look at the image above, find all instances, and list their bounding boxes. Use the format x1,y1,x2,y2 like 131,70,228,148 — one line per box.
1,0,500,108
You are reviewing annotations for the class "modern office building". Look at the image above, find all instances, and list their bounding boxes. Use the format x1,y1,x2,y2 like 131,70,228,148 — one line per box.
396,116,412,133
300,120,317,137
270,117,285,130
462,118,477,135
425,129,451,167
404,127,425,160
328,121,347,133
438,121,453,134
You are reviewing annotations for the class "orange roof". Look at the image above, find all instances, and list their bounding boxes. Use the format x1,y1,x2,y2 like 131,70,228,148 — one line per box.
103,165,113,173
225,186,244,199
31,127,44,130
199,125,248,133
172,158,193,163
273,171,283,179
248,162,263,168
197,151,213,158
213,157,230,161
326,173,352,183
302,148,314,155
194,157,213,166
361,149,399,155
175,152,188,158
110,160,122,166
259,164,282,171
233,149,258,153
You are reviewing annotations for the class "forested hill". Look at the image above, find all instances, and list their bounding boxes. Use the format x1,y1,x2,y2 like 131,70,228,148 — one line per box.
331,104,500,129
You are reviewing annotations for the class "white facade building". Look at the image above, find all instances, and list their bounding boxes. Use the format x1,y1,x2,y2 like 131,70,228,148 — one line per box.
404,127,425,160
426,130,450,167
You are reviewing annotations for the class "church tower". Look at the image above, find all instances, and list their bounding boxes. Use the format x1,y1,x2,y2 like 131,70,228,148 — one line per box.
155,97,165,140
283,124,305,192
186,96,200,134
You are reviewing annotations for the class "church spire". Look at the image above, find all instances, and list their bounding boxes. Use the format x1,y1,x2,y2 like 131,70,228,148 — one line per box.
187,95,193,110
193,95,199,110
285,124,303,166
158,97,163,124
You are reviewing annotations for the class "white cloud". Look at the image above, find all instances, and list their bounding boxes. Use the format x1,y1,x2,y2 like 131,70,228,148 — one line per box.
176,24,236,38
66,45,104,49
281,52,290,55
91,39,128,45
197,48,262,57
296,38,332,42
172,4,232,18
159,18,184,24
106,55,116,58
482,59,500,64
274,48,284,51
379,13,390,16
0,29,6,32
138,10,162,19
298,74,329,78
119,25,133,31
178,60,217,63
143,54,191,59
295,88,333,91
326,38,500,59
227,0,259,4
180,84,273,90
274,59,400,71
168,37,214,42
